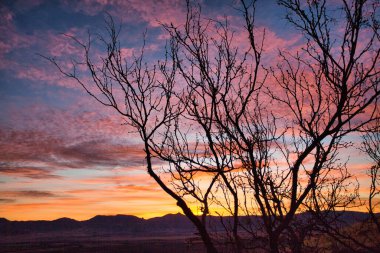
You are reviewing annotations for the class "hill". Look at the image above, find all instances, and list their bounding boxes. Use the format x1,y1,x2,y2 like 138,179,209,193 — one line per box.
0,211,375,238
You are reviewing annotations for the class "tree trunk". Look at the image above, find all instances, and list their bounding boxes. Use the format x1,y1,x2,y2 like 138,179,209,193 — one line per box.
144,141,218,253
269,234,280,253
176,200,218,253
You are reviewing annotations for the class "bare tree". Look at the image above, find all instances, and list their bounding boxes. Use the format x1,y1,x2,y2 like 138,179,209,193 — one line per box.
213,0,380,252
45,0,379,252
261,0,379,252
363,118,380,233
44,6,224,252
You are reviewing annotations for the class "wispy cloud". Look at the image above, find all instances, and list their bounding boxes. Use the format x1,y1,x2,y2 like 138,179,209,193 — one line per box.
1,190,59,198
0,166,61,179
0,199,15,203
0,127,146,173
62,0,187,27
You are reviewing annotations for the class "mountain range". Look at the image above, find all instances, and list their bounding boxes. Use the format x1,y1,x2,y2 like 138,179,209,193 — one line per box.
0,211,374,237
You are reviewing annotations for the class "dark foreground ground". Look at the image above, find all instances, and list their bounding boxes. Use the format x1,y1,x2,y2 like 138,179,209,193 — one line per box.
2,212,378,253
2,230,379,253
0,235,207,253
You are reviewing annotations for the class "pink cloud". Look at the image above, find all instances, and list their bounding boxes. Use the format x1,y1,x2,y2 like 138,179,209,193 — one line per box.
0,167,61,179
62,0,186,27
0,6,36,70
0,99,148,183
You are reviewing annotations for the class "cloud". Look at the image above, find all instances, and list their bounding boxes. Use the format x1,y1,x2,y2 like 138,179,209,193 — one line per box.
77,170,154,186
0,184,179,220
10,0,45,13
116,183,160,192
0,5,36,70
62,0,186,27
0,7,85,90
1,190,59,198
0,199,15,203
0,128,146,173
0,166,61,179
57,139,147,168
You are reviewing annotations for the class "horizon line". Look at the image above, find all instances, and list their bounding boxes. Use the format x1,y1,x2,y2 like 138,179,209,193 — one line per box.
1,210,374,222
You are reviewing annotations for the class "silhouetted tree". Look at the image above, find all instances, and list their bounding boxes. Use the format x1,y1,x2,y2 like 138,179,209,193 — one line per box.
45,0,379,252
363,118,380,233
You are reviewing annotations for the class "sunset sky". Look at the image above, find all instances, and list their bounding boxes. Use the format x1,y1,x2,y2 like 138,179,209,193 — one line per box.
0,0,375,221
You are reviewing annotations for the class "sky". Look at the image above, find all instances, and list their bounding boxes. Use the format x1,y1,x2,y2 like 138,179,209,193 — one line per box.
0,0,376,221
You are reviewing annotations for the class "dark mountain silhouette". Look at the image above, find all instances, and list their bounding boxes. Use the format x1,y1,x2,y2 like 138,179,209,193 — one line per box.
0,213,195,236
146,213,194,231
84,214,145,233
0,211,375,237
